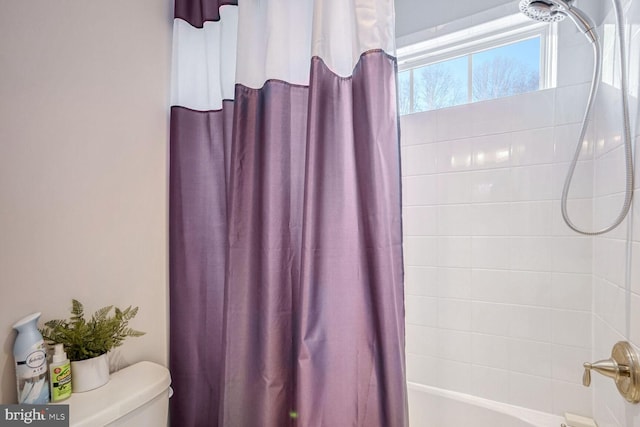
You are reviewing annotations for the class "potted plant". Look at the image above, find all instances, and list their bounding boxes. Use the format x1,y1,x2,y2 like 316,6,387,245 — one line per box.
40,299,145,392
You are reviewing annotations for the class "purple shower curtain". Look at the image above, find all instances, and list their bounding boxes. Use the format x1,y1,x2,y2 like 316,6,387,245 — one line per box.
170,2,406,426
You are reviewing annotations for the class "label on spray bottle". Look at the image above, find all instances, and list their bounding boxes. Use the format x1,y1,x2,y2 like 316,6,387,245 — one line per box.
15,342,50,404
50,363,72,401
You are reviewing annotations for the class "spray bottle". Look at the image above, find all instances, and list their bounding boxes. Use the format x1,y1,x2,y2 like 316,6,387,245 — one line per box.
49,344,72,401
12,313,49,404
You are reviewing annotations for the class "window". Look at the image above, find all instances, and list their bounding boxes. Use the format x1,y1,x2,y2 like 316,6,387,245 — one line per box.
397,14,557,115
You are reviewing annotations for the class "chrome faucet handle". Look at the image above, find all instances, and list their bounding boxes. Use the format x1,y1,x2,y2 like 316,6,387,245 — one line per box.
582,342,640,403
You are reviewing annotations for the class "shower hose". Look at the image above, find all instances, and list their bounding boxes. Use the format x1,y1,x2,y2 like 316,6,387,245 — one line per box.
561,0,634,235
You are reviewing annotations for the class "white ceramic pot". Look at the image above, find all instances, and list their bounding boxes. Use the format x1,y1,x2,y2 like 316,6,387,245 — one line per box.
70,353,109,392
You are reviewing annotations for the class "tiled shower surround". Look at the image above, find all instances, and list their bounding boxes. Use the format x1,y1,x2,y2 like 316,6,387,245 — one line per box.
400,1,640,423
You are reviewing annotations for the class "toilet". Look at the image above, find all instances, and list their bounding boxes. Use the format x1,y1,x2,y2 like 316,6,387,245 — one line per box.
64,361,171,426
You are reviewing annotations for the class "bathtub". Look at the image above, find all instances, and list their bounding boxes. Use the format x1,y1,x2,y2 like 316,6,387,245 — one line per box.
407,382,566,427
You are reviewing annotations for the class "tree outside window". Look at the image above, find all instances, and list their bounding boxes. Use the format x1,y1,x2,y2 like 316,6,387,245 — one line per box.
398,37,541,114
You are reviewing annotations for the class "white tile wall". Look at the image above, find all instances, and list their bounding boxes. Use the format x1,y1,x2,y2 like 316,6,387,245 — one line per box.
509,201,553,236
402,175,437,206
471,301,511,336
511,127,555,166
507,338,552,377
401,82,595,416
551,309,591,348
472,133,512,170
437,359,472,393
436,139,473,173
470,365,510,402
404,236,437,266
552,199,593,235
437,299,471,331
552,380,592,417
508,306,551,342
556,39,598,88
508,372,553,413
405,266,438,296
402,144,438,175
471,333,509,368
509,271,552,306
436,173,473,204
551,272,592,311
594,193,629,240
591,2,640,425
401,0,640,423
551,160,594,200
438,205,471,236
437,267,471,299
554,83,591,125
509,237,553,271
471,237,510,269
403,206,438,236
471,203,510,235
405,295,438,327
551,344,592,383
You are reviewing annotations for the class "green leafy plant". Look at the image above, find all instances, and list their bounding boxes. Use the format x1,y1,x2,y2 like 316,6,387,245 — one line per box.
40,299,145,361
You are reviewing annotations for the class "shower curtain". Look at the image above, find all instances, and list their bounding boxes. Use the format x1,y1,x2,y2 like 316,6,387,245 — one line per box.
169,1,406,426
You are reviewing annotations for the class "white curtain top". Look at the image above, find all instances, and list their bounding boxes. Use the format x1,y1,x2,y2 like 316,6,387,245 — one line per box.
171,0,396,110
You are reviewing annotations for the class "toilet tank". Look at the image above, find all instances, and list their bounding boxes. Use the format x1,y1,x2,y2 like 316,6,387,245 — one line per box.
64,361,171,427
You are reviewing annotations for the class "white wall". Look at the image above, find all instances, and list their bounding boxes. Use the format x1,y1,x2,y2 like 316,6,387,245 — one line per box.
395,0,513,38
400,0,640,422
402,101,593,415
591,1,640,425
0,0,172,403
394,0,603,40
399,2,622,418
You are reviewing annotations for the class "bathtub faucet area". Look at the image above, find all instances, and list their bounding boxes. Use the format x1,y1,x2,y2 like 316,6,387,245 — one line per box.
583,341,640,403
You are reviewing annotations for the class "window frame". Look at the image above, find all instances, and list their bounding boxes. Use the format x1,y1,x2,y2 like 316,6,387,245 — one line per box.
397,14,558,114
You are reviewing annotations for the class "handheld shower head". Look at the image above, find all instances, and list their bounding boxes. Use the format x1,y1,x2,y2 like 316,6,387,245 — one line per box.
519,0,566,22
519,0,598,43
